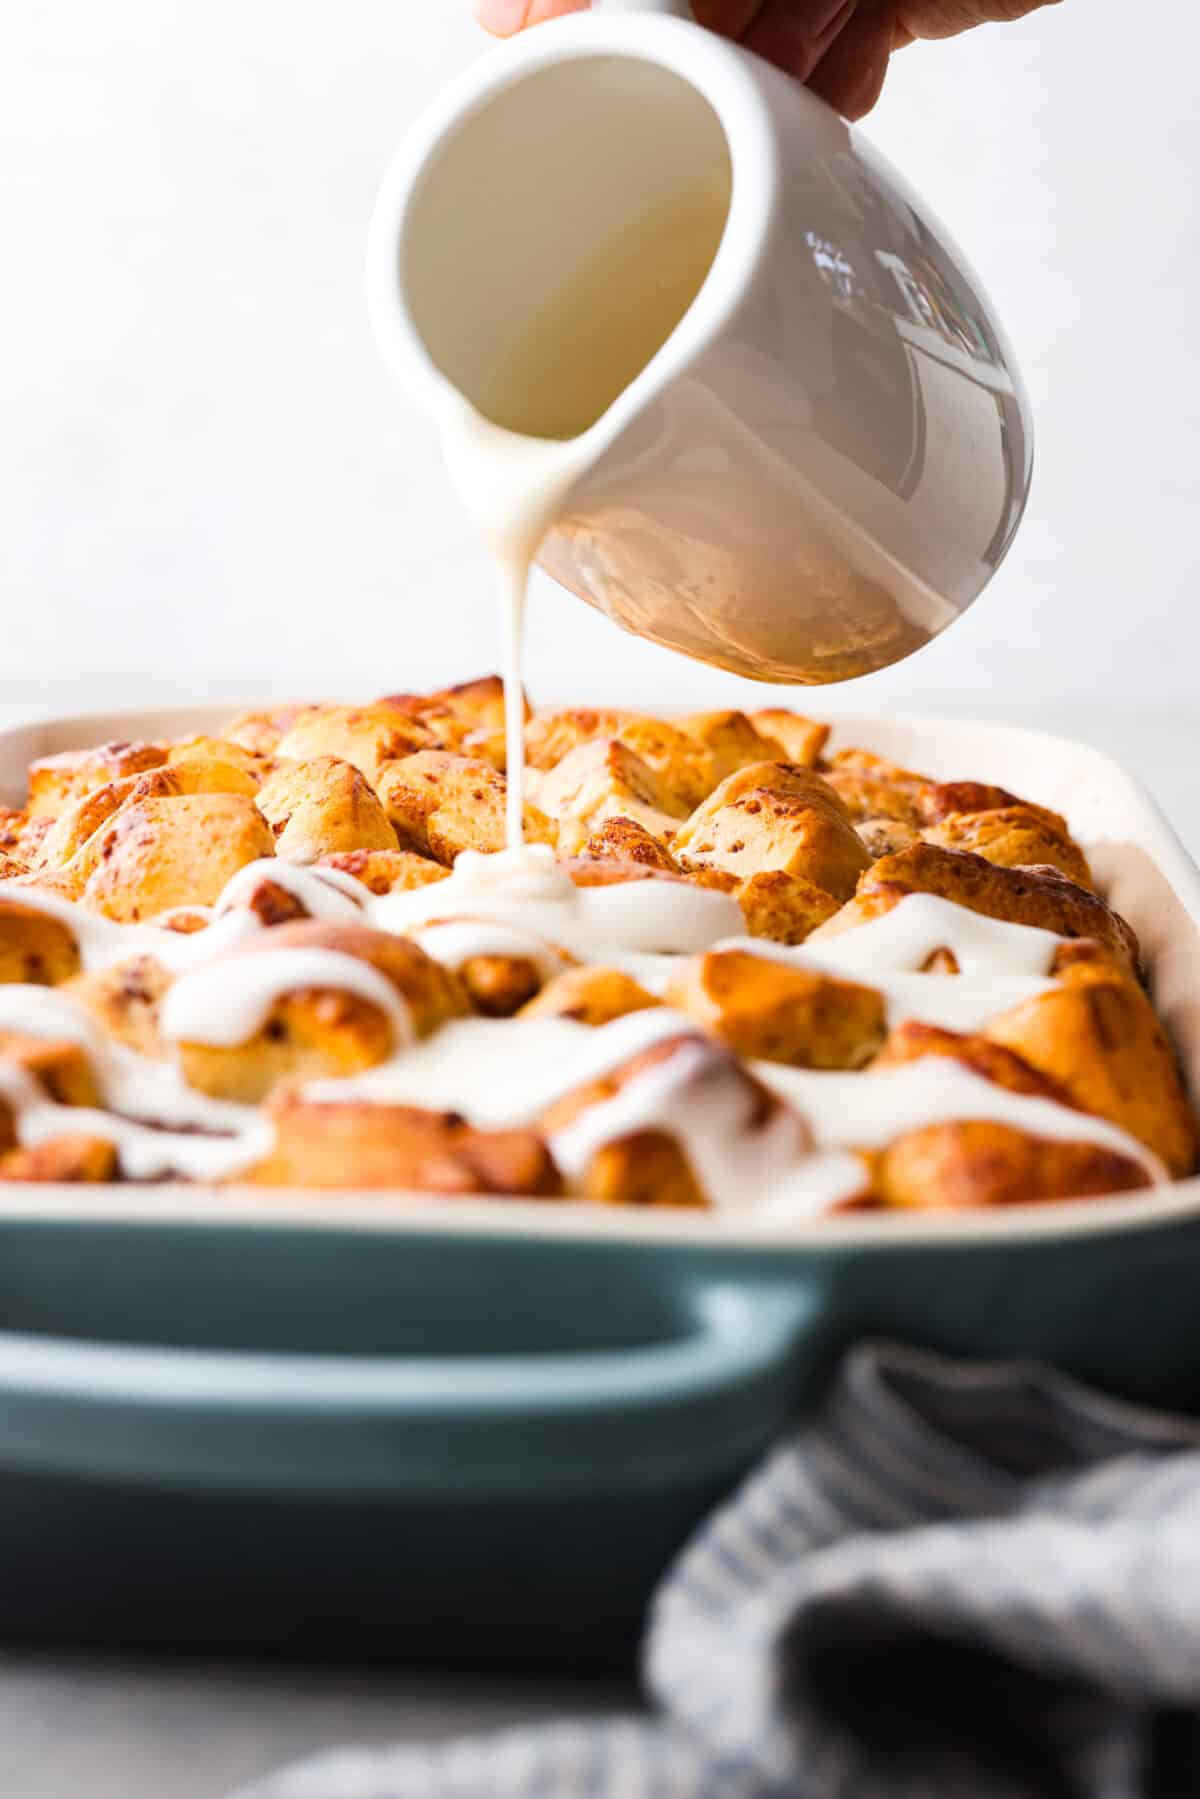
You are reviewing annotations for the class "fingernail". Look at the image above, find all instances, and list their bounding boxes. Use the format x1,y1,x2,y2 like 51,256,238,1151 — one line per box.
474,0,530,34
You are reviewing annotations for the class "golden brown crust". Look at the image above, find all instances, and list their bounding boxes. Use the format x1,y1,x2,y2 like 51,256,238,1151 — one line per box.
557,858,680,889
820,747,928,825
569,1131,708,1209
870,1121,1150,1210
178,988,402,1104
673,762,870,898
0,1134,119,1184
581,816,680,873
256,757,397,862
223,704,313,758
917,781,1037,826
525,710,715,809
735,870,840,944
856,818,922,861
0,1031,101,1107
748,710,830,768
815,845,1140,969
378,751,555,862
32,772,176,880
531,740,686,854
671,710,790,795
166,734,269,778
456,955,545,1018
380,675,519,764
176,921,467,1103
0,808,51,868
273,705,436,785
241,1094,562,1195
985,978,1198,1177
666,948,886,1069
871,1019,1079,1106
78,794,277,921
0,898,82,985
28,741,168,818
318,848,449,895
924,806,1093,889
519,966,660,1027
160,751,261,800
220,920,466,1036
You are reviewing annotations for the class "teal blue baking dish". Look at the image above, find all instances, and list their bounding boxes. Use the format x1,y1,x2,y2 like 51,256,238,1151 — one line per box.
0,707,1195,1666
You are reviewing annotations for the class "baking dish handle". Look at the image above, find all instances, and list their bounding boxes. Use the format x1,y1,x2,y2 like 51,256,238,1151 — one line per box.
0,1278,820,1500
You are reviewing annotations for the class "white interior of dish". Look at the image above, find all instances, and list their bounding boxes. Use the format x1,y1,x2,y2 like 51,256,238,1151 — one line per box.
1,703,1197,1249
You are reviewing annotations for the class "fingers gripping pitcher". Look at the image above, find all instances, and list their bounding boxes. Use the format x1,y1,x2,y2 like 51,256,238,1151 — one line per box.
366,0,1032,733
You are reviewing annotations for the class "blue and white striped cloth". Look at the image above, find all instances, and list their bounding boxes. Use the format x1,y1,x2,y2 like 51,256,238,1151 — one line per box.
234,1343,1200,1799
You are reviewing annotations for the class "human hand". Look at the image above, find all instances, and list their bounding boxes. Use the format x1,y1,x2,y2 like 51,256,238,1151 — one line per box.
472,1,1061,120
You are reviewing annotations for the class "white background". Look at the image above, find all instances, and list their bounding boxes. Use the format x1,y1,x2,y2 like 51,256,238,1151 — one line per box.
1,1,1197,736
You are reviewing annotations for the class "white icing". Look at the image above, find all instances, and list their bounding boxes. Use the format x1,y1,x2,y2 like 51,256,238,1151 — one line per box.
213,858,370,921
800,894,1065,977
406,918,568,983
546,1035,812,1212
0,986,269,1179
303,1006,692,1123
0,860,376,980
711,936,1054,1033
371,846,742,962
747,1153,871,1224
756,1059,1163,1179
0,880,255,975
0,836,1162,1213
159,948,415,1050
0,1060,271,1182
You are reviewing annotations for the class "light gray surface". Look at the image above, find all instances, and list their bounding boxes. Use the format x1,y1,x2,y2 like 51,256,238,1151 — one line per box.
0,1653,637,1799
0,703,1195,1799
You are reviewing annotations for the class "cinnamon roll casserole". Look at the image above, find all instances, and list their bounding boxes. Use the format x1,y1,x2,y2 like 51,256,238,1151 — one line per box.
0,679,1191,1216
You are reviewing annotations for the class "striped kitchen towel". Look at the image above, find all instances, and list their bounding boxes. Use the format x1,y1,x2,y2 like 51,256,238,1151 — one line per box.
233,1342,1200,1799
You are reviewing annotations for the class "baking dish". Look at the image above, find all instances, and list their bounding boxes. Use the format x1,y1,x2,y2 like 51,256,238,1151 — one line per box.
0,703,1196,1667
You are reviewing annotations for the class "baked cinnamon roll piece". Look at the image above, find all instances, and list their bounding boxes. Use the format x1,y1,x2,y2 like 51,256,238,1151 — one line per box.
519,966,660,1027
532,739,686,854
318,848,449,895
814,845,1140,970
255,757,397,861
986,975,1197,1177
27,740,168,818
674,761,870,899
378,751,555,862
868,1121,1151,1210
819,747,929,826
380,674,518,766
0,897,82,985
241,1094,562,1195
65,791,275,920
923,805,1093,889
172,921,466,1104
580,816,680,873
273,704,435,786
734,870,841,944
666,948,886,1069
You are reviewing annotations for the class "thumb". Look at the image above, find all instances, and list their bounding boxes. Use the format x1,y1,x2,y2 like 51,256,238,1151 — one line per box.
474,0,591,35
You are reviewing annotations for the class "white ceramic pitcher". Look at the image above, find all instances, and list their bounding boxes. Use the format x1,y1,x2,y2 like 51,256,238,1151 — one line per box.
366,0,1032,683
